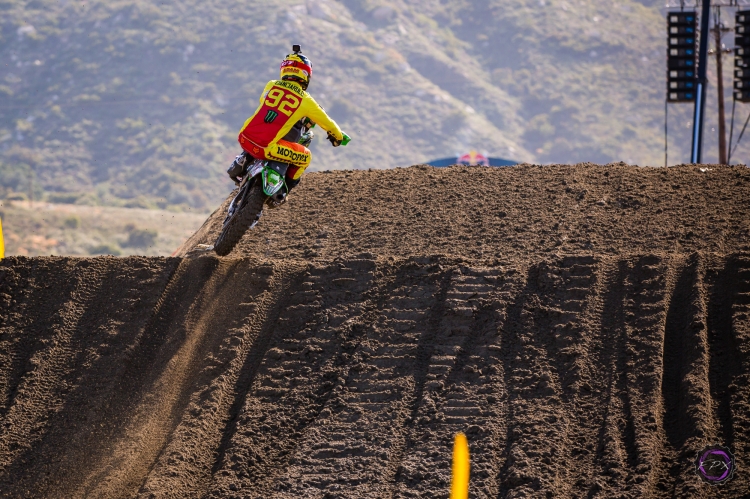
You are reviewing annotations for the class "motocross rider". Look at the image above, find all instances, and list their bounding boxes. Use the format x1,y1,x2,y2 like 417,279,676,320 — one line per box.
227,45,345,198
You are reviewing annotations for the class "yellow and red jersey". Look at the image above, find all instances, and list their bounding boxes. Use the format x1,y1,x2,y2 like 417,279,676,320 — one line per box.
238,79,343,155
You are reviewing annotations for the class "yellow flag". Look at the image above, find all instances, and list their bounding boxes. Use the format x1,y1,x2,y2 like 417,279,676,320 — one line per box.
450,432,470,499
0,216,4,259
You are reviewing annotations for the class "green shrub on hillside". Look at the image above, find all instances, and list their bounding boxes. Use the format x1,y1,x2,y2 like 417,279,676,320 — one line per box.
123,227,158,248
63,215,81,229
88,242,122,256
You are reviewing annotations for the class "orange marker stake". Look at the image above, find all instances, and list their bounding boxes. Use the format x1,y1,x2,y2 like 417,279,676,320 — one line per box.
450,432,470,499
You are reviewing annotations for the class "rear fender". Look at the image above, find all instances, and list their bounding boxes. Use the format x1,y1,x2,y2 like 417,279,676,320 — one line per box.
262,168,285,196
247,159,288,196
260,160,288,196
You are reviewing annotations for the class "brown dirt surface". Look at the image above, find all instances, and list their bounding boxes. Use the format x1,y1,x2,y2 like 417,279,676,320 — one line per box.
0,163,749,498
177,163,750,261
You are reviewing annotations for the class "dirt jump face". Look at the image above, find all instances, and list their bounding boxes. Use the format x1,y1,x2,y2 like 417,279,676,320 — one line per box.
0,163,749,498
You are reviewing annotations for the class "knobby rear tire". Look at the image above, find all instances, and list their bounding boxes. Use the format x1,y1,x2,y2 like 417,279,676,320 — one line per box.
213,183,266,256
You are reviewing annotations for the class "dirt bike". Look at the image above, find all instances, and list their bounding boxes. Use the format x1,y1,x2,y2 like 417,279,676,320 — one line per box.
212,129,350,256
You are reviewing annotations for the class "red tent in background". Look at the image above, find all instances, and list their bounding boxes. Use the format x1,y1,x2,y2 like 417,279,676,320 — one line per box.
427,150,516,167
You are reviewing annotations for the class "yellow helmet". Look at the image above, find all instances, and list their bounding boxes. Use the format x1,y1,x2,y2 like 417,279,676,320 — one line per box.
280,44,312,90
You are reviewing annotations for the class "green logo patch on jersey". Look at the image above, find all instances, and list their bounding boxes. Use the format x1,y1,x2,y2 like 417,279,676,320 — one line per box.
264,110,279,123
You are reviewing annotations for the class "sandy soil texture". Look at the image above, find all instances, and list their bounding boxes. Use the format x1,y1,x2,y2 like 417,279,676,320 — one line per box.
176,163,750,260
0,164,749,498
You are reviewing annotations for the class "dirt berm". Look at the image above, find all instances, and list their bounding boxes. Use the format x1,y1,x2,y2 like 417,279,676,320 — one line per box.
1,163,749,498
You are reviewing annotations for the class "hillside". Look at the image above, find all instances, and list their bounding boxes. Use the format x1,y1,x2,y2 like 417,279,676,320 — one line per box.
0,164,749,498
2,0,744,210
0,200,206,256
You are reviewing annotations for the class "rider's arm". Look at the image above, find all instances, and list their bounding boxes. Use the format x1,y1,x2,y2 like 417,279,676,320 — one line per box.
302,95,344,142
259,81,274,104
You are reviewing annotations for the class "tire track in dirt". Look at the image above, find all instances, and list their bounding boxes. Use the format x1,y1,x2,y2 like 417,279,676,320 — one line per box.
0,257,179,498
0,259,83,423
497,265,569,498
495,256,605,498
708,257,743,448
386,265,454,496
729,256,750,498
2,252,750,498
657,254,713,497
203,256,386,498
392,265,520,498
588,259,631,497
706,255,750,498
63,256,239,498
0,258,111,479
584,256,676,498
618,256,672,496
135,259,285,499
538,256,608,498
258,259,450,498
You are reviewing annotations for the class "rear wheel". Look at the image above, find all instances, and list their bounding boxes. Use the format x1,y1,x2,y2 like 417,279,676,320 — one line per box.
214,182,266,256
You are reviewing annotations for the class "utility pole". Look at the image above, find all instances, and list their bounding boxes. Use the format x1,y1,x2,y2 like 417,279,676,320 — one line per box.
691,0,712,164
714,18,728,164
712,8,733,164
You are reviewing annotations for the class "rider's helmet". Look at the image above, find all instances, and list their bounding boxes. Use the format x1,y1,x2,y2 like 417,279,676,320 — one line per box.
280,44,312,90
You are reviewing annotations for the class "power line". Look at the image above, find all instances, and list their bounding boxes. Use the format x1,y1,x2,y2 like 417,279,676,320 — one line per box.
730,109,750,159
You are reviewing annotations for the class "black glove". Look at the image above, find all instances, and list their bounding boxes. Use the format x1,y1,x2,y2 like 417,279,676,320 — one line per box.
327,132,342,147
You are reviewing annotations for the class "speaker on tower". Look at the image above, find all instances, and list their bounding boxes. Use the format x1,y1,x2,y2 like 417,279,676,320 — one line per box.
735,10,750,102
667,11,697,103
